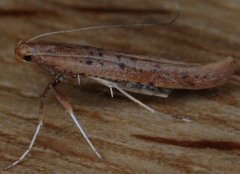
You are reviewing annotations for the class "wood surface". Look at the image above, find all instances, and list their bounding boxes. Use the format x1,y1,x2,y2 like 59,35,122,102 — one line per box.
0,0,240,174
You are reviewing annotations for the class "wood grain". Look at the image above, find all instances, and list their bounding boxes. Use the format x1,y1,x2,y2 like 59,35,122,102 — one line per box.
0,0,239,174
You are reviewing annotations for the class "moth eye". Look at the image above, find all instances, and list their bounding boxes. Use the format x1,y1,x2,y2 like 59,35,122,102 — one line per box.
23,55,32,61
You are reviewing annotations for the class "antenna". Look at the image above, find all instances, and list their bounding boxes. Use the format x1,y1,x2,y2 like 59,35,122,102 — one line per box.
27,0,180,42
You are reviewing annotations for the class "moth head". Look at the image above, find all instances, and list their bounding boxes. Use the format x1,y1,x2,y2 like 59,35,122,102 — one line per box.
15,41,33,62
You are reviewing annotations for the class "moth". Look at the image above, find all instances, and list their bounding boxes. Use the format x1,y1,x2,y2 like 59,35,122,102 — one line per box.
7,34,235,169
5,6,236,169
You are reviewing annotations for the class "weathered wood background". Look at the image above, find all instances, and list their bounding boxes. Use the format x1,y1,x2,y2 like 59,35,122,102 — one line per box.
0,0,240,173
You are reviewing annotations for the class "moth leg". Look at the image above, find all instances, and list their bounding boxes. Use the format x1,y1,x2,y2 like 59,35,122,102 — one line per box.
51,87,102,160
77,74,81,86
90,77,155,113
4,80,59,169
109,87,114,98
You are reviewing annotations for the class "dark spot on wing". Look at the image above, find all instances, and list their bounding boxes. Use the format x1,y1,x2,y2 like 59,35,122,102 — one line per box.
130,57,137,62
127,83,143,89
97,60,104,66
96,48,103,52
98,52,103,57
203,75,208,79
194,75,199,79
151,69,158,73
148,82,154,86
86,60,93,65
116,55,122,61
118,63,126,70
46,49,53,53
182,74,189,79
83,45,90,49
89,51,94,56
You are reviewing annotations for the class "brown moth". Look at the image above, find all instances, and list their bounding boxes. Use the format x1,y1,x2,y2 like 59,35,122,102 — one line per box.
5,2,236,169
16,41,235,91
7,38,235,169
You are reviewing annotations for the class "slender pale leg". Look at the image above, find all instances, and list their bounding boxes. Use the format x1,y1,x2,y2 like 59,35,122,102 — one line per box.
90,77,155,113
51,87,102,160
4,83,53,169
